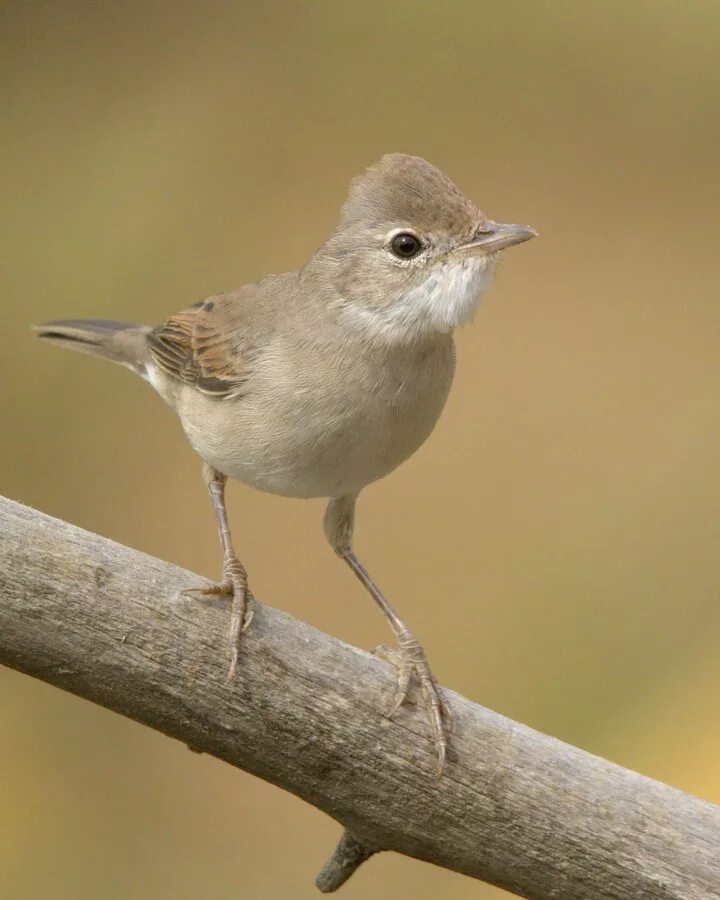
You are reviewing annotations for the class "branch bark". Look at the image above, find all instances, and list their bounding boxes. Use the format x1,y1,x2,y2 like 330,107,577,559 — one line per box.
1,495,718,899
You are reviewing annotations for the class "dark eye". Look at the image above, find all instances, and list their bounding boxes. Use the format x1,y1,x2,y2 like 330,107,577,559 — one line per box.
390,232,423,259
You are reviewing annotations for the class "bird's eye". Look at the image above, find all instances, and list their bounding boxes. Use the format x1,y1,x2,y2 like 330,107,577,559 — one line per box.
390,232,423,259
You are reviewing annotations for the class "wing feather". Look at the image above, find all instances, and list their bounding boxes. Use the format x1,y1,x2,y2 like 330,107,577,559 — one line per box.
148,296,249,397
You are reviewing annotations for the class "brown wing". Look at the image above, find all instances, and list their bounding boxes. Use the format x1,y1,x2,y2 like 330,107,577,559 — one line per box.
148,295,250,397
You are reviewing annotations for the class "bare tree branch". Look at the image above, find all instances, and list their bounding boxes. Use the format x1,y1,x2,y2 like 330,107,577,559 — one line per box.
1,495,718,898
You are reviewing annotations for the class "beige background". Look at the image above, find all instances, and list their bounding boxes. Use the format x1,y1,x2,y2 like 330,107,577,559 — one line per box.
2,2,719,898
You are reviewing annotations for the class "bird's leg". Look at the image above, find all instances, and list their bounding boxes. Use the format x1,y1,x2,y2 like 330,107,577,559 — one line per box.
185,463,254,679
343,550,450,772
324,495,451,773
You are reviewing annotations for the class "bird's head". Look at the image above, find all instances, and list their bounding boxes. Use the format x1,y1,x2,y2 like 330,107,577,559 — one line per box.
316,154,536,340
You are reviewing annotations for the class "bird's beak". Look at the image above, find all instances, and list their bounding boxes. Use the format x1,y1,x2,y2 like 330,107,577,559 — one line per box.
457,222,538,256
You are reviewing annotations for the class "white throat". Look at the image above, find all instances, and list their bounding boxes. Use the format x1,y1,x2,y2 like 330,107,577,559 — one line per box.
338,255,497,341
395,255,497,333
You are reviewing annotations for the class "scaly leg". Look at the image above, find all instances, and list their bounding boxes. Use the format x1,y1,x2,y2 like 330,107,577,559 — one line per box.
185,464,254,679
324,494,451,773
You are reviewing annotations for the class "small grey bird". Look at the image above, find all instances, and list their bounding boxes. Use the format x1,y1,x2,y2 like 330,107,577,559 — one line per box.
35,154,536,772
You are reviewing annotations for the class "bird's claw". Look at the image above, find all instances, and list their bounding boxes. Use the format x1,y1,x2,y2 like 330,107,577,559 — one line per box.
181,580,233,599
373,638,452,775
226,587,254,681
181,580,254,680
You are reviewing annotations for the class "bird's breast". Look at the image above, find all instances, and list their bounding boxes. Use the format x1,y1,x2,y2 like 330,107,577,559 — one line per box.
173,336,455,499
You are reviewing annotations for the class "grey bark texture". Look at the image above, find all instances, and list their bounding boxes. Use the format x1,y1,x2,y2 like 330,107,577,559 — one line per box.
1,495,718,898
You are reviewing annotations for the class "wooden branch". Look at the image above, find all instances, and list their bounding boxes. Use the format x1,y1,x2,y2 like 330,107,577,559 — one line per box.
1,496,718,899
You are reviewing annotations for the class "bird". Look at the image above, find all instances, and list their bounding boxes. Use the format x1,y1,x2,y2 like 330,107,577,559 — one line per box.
34,153,536,772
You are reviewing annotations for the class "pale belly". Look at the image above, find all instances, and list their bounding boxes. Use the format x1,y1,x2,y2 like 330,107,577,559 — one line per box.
147,330,456,499
180,386,449,498
152,355,454,499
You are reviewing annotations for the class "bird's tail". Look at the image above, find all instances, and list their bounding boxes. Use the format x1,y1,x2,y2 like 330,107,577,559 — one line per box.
33,319,152,377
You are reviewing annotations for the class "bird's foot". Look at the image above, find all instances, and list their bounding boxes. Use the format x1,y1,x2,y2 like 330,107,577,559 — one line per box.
374,634,452,775
181,580,233,599
181,576,254,679
226,582,254,680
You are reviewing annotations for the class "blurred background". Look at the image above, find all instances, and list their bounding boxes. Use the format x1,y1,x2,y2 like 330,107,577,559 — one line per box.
2,1,719,897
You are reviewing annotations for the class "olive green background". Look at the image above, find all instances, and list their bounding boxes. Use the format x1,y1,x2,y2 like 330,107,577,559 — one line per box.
2,2,719,898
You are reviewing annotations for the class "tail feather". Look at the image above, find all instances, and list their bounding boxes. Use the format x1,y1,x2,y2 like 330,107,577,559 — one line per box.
34,319,152,376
